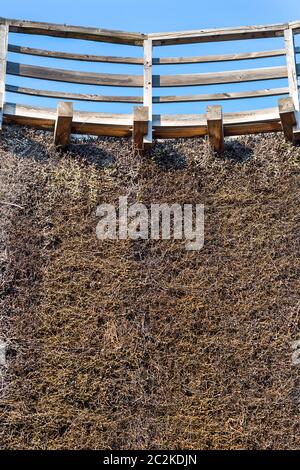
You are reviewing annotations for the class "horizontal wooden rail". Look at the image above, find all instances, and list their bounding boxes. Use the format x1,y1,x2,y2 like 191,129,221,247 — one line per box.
5,84,289,104
154,88,289,102
5,84,143,103
6,61,143,87
6,61,289,88
8,44,143,64
8,44,289,65
154,66,288,87
2,102,282,139
0,17,145,45
2,17,299,46
153,49,286,64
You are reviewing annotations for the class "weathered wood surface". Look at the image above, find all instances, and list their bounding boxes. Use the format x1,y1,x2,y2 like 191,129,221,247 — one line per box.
207,105,224,153
6,62,288,88
8,44,143,64
154,66,288,87
0,24,8,129
143,39,152,147
3,102,281,138
148,22,290,45
5,84,143,103
133,106,148,154
54,101,73,147
6,84,288,104
154,87,289,103
8,42,289,66
0,17,145,45
6,61,143,87
154,48,286,64
284,28,300,134
278,97,296,142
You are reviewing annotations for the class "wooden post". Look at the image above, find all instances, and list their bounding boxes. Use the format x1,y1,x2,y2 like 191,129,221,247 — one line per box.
143,39,152,148
0,24,8,130
278,97,296,142
284,28,300,142
207,105,224,153
54,101,73,148
133,106,148,155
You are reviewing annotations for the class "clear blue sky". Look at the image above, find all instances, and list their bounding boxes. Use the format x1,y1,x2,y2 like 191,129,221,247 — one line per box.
2,0,300,114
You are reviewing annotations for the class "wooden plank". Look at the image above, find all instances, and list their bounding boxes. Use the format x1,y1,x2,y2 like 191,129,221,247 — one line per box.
54,101,73,147
5,84,143,103
5,83,288,104
153,48,286,65
6,61,287,88
149,22,289,45
278,97,296,142
0,24,8,129
207,105,224,153
154,66,287,87
154,87,289,103
133,106,148,154
1,17,145,45
3,102,281,139
284,28,300,134
143,39,152,148
6,61,143,87
8,44,143,64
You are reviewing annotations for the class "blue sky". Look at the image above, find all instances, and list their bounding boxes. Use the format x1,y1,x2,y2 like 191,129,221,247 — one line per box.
2,0,300,114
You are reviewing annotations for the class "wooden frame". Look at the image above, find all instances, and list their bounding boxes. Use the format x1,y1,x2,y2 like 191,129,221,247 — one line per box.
1,17,300,147
0,24,8,129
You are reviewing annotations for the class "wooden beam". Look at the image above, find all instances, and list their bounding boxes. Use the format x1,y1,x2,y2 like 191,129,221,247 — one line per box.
8,44,143,64
143,39,153,148
153,48,286,65
0,24,8,129
7,61,143,87
54,102,73,148
6,61,287,88
149,22,289,45
278,97,296,142
154,87,289,103
6,84,143,103
284,28,300,139
207,105,224,153
2,17,145,45
133,106,148,155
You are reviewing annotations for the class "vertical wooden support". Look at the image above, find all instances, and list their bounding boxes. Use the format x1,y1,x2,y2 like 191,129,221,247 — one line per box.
133,106,148,155
54,101,73,148
0,24,8,130
207,105,224,153
278,97,296,142
143,39,152,149
284,28,300,141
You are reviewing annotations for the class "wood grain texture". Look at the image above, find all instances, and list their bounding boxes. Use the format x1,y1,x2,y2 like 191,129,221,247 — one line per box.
143,39,152,147
6,62,287,88
278,96,296,142
1,17,145,45
5,84,143,103
284,28,300,130
154,48,286,64
54,101,73,147
149,22,289,45
133,106,148,154
6,61,143,87
2,102,281,139
207,105,224,153
0,24,8,128
8,44,143,64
